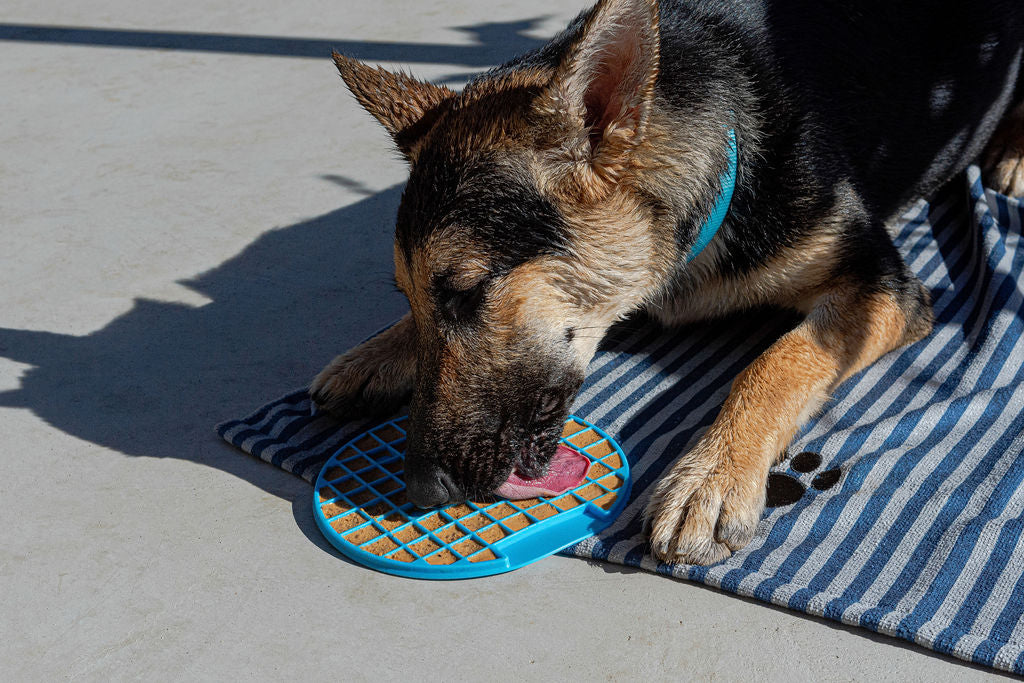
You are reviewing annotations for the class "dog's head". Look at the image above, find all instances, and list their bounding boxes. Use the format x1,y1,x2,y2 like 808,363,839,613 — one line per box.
334,0,682,505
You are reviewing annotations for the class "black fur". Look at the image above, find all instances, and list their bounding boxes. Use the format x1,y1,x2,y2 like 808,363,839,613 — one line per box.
397,155,570,277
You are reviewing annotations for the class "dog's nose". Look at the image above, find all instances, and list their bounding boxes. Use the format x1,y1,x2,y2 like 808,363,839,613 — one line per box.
404,459,459,508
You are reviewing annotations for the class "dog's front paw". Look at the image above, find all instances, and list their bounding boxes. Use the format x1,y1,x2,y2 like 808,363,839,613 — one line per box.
310,315,416,419
645,439,766,565
310,351,409,419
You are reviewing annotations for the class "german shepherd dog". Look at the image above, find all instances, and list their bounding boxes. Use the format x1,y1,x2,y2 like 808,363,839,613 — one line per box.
311,0,1024,564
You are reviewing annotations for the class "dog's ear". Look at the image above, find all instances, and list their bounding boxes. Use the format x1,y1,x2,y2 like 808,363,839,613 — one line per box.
538,0,660,195
332,52,454,159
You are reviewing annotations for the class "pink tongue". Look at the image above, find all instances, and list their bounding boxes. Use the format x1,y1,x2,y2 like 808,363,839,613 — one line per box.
496,444,590,499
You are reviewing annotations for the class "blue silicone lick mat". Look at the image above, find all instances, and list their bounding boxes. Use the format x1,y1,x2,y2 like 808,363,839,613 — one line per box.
313,415,631,579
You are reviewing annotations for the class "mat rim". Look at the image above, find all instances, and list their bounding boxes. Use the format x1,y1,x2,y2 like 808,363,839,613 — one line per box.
313,414,632,580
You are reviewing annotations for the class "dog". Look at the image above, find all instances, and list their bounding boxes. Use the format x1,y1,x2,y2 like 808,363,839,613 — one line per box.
310,0,1024,565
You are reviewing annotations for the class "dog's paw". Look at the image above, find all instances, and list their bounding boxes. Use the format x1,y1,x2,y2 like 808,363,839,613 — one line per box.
310,352,408,419
310,317,416,419
644,440,766,565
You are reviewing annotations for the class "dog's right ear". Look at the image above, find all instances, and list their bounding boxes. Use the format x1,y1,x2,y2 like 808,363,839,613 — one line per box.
332,52,454,160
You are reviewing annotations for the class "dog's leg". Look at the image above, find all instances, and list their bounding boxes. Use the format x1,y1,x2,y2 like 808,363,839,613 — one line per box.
310,313,417,418
646,280,932,565
983,101,1024,197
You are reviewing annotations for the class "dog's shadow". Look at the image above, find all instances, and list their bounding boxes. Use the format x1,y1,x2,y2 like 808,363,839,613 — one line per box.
0,186,406,496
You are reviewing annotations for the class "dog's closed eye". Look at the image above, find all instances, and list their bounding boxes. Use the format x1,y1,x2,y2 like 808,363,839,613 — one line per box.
437,278,488,323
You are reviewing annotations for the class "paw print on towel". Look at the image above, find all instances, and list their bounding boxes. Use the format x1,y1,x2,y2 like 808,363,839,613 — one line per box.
766,451,841,507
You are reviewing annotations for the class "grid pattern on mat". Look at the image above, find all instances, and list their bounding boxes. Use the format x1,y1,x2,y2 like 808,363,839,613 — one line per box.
313,417,628,571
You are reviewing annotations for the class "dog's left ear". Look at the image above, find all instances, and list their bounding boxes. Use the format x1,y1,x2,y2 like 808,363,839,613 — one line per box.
538,0,660,194
332,51,454,160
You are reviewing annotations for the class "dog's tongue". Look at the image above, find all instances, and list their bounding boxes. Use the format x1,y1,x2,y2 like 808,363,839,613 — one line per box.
496,444,590,499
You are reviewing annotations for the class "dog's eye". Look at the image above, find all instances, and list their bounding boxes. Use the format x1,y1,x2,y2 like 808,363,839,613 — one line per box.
439,279,487,323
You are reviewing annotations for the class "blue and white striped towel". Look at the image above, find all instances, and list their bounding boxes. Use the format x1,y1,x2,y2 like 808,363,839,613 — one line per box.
218,166,1024,674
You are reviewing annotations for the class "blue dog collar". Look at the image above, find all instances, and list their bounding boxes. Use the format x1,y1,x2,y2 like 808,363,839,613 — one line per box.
687,127,737,262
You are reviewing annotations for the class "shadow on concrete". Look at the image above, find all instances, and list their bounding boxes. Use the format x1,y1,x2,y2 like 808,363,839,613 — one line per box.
0,185,409,498
0,19,549,64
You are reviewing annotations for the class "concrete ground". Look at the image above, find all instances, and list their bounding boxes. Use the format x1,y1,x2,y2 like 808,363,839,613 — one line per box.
0,1,1013,680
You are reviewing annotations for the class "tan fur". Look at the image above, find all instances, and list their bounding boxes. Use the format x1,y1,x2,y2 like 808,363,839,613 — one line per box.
473,178,679,369
655,230,840,324
983,101,1024,197
650,183,870,325
553,191,674,301
392,242,423,315
646,287,933,564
